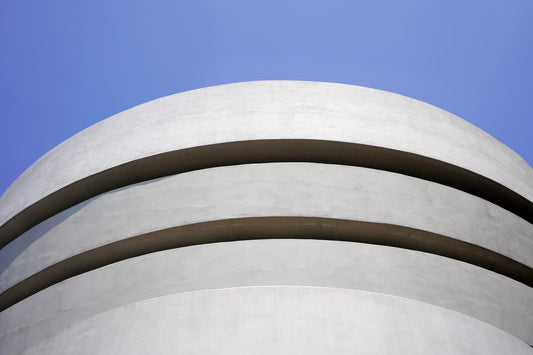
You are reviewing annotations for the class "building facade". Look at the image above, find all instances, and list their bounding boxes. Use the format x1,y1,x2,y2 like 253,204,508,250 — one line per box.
0,81,532,354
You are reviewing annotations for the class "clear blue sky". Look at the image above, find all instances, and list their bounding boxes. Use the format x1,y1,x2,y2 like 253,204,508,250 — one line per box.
1,1,532,195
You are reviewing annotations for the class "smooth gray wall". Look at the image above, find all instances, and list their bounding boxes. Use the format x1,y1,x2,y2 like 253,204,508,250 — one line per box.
19,287,533,355
1,81,531,354
2,163,531,294
2,81,532,227
1,240,531,355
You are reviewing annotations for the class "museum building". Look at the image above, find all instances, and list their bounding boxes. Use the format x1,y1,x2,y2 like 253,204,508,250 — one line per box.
0,81,532,354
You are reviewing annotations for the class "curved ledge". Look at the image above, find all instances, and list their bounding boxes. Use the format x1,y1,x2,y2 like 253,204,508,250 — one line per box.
11,287,533,354
2,163,531,294
2,81,533,247
2,240,531,351
1,216,531,312
2,162,532,296
1,139,532,248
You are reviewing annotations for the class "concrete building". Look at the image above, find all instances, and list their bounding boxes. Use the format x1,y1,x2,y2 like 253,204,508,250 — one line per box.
0,81,532,354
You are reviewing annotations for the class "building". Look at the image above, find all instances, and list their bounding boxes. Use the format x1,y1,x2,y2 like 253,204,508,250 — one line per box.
0,81,532,354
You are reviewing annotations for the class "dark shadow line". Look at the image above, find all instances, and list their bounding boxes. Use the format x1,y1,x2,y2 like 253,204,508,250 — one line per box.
1,216,531,312
1,139,532,249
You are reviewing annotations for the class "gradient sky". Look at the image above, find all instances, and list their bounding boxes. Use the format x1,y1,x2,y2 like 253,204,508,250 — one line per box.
1,0,532,195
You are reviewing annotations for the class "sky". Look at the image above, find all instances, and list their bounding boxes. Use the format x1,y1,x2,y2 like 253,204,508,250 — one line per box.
0,0,532,195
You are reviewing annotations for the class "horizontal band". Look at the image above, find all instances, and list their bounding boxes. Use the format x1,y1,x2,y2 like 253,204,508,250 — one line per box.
14,286,533,354
2,163,531,298
2,239,531,353
1,139,532,249
1,216,531,312
3,81,532,248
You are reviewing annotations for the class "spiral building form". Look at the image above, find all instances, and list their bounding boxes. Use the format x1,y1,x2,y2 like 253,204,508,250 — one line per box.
0,81,532,354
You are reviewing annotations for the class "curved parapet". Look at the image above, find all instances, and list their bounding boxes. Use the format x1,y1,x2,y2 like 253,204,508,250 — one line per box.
1,81,532,354
1,163,532,308
1,81,532,247
16,287,533,355
1,240,532,354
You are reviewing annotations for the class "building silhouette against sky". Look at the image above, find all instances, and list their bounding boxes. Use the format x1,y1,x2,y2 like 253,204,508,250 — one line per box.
0,81,532,354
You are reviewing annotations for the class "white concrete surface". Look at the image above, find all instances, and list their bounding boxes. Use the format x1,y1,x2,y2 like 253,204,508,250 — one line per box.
1,240,531,354
2,81,532,230
1,163,531,294
2,81,532,354
18,286,533,355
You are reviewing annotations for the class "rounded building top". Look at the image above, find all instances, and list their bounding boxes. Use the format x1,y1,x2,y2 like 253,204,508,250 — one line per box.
1,81,532,246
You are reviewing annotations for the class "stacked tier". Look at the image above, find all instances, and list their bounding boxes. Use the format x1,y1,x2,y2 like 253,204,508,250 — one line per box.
1,81,532,354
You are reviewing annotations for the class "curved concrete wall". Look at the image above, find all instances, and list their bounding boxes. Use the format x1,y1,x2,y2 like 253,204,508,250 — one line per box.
1,81,532,246
1,163,532,296
1,81,531,354
1,240,531,354
19,287,533,355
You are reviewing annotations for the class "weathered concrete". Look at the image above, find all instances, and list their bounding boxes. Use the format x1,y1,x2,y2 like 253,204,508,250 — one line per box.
18,286,533,355
1,240,531,354
1,81,532,232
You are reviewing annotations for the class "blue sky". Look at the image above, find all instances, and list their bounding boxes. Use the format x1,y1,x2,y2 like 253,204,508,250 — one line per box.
1,0,532,195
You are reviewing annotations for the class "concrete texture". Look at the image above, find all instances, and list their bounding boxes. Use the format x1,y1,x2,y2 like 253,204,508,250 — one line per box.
1,163,531,295
1,240,531,354
17,286,533,355
1,81,532,354
1,81,532,233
